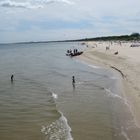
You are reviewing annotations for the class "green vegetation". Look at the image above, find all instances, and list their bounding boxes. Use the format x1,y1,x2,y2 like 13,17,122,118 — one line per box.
78,33,140,42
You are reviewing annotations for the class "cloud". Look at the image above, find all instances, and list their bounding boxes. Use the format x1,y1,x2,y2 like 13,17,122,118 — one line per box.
0,0,140,43
0,0,43,9
0,0,75,9
37,0,75,5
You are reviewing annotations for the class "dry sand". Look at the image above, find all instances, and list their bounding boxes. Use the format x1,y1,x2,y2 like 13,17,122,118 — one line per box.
78,41,140,127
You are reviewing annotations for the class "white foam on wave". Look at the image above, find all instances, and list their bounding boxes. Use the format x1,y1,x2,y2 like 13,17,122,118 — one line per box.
105,88,132,109
109,76,118,80
52,92,58,99
121,127,131,140
87,64,100,69
105,88,132,110
41,112,73,140
75,59,100,69
105,88,123,100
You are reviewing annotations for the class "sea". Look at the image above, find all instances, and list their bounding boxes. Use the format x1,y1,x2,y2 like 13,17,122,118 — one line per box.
0,42,140,140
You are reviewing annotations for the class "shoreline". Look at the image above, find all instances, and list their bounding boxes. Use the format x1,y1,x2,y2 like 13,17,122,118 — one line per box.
78,41,140,127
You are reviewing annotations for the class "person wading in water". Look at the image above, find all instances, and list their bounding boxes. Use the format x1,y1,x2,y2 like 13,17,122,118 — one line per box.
72,76,75,89
11,75,14,83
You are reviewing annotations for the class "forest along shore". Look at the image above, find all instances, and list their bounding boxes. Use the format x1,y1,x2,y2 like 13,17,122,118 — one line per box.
78,41,140,127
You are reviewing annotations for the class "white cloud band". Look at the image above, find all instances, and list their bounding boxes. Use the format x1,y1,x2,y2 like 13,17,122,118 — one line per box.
0,0,75,9
38,0,75,5
0,0,43,9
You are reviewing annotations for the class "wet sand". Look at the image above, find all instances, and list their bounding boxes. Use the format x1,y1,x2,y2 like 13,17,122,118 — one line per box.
78,41,140,127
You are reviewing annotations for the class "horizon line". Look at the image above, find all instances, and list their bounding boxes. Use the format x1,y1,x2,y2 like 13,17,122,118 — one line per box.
0,33,138,44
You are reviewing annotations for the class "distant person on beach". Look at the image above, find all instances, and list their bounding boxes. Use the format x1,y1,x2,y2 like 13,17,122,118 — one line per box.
11,75,14,82
106,46,110,50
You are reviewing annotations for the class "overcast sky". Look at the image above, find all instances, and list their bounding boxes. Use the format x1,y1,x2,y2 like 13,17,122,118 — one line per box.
0,0,140,43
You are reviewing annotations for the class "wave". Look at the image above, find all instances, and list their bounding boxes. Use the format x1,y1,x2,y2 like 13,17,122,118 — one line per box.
121,127,131,140
105,88,133,110
41,91,73,140
109,76,118,80
105,88,123,100
41,112,73,140
105,88,131,107
87,64,100,69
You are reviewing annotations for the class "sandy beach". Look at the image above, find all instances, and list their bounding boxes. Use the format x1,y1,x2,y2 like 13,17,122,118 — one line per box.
79,41,140,127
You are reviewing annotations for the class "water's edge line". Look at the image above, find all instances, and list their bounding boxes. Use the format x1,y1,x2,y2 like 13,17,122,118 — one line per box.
77,51,140,128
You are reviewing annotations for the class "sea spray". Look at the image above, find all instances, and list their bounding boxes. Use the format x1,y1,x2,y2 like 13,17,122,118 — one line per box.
52,92,58,99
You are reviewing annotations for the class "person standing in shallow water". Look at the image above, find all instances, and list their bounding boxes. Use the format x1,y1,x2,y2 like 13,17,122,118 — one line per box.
72,76,75,84
11,75,14,82
72,76,76,89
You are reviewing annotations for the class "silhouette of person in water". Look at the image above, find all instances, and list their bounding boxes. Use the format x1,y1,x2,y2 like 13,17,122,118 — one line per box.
11,75,14,82
72,76,75,89
72,76,75,84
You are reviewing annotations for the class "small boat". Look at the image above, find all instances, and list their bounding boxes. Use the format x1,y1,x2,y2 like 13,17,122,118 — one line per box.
66,51,83,57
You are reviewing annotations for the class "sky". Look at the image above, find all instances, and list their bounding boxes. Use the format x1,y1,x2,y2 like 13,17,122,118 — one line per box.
0,0,140,43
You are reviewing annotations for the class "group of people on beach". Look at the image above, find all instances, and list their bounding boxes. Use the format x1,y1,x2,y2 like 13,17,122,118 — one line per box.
67,49,78,55
66,48,83,57
105,44,119,55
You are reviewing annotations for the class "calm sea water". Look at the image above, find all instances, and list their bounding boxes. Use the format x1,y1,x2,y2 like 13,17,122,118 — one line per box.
0,42,140,140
